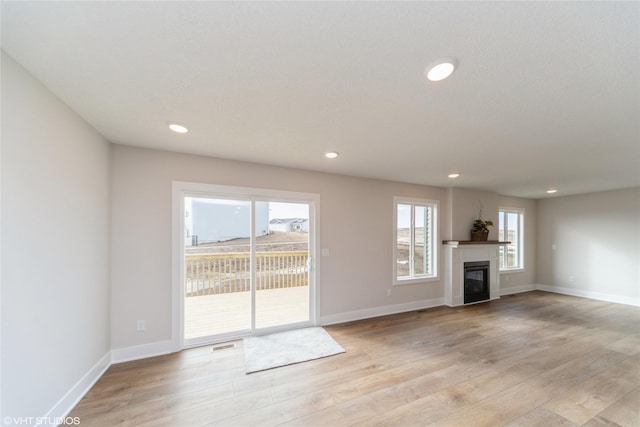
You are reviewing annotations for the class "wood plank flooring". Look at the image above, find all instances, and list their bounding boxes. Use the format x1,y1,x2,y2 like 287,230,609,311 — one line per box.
70,291,640,426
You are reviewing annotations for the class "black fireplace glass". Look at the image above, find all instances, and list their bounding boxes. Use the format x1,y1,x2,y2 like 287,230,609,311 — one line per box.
464,261,490,304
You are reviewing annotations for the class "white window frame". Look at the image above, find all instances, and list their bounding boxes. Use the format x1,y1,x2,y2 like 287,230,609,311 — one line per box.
393,197,439,285
498,207,524,272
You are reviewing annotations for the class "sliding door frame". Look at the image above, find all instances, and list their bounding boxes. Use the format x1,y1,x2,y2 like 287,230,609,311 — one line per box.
171,181,320,351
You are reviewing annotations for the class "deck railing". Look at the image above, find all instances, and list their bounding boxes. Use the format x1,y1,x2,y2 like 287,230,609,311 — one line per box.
185,251,308,297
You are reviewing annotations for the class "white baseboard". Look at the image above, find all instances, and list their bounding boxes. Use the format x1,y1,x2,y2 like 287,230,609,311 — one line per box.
500,284,537,296
41,351,111,426
111,340,174,364
537,284,640,307
33,340,173,427
320,297,444,326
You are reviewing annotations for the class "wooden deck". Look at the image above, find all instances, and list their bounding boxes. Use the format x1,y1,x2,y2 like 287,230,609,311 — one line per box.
185,286,309,338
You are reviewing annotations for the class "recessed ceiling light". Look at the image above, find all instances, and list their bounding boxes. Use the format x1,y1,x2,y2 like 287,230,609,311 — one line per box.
546,189,558,194
448,173,460,179
167,122,189,134
325,152,339,159
426,57,458,82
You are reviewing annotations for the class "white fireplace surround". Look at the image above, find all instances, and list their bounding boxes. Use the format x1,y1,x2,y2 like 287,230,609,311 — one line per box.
443,242,503,307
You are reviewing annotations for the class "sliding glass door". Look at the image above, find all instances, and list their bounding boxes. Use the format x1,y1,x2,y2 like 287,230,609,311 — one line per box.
177,184,316,347
255,201,310,329
183,197,252,340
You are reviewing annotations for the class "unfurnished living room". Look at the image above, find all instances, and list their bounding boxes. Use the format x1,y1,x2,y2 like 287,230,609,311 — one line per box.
1,2,639,427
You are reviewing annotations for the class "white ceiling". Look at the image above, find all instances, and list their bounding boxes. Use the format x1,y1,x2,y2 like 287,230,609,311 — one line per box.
2,1,639,198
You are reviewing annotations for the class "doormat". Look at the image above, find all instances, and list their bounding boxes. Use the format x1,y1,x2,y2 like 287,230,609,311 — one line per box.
243,327,345,374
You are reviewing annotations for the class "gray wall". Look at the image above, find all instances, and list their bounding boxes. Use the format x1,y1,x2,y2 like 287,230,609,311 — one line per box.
1,53,111,417
110,145,449,350
447,187,500,241
537,187,640,305
444,189,537,293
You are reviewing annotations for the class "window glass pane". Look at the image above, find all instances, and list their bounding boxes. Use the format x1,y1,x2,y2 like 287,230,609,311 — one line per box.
425,206,432,275
396,204,411,278
414,205,426,275
395,199,437,281
498,209,523,270
507,212,519,268
498,211,506,268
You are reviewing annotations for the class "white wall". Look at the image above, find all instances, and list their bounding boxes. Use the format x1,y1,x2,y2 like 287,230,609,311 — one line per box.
110,145,448,350
499,195,537,292
1,53,111,419
537,187,640,305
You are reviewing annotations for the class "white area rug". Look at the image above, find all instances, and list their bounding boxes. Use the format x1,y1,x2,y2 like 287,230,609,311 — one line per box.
243,327,345,374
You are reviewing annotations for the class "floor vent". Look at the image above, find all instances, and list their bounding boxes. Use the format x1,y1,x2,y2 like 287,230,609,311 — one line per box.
212,343,236,352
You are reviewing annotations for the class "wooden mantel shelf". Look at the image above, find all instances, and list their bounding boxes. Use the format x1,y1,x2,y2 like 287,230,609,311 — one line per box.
442,240,510,248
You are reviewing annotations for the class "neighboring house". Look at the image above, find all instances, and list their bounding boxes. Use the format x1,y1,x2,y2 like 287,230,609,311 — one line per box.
269,218,309,233
185,198,270,245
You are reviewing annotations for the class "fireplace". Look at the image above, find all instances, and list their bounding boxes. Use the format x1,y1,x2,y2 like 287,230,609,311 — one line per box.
443,241,503,306
464,261,490,304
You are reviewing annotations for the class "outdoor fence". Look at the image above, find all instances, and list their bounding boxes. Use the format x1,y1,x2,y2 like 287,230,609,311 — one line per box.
185,251,308,297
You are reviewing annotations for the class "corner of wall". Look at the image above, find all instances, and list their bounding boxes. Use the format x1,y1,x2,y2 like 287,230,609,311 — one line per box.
43,352,111,424
448,187,500,240
110,340,174,364
537,284,640,307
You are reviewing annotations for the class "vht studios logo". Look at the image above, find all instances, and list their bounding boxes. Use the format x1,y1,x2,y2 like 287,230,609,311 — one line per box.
3,416,80,426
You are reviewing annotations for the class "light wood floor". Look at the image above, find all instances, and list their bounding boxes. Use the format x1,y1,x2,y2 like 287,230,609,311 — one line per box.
70,291,640,426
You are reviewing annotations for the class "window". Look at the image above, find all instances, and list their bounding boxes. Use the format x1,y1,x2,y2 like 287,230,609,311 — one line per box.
499,208,524,271
394,197,438,284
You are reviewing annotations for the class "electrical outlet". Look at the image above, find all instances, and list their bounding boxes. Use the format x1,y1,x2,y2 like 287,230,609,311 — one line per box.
387,289,391,297
137,320,146,331
569,276,575,283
